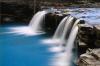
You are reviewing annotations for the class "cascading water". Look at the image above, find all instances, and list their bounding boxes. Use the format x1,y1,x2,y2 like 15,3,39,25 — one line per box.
51,19,80,66
59,16,75,41
42,16,69,44
7,11,48,36
64,26,78,66
42,16,76,52
29,11,48,33
50,19,80,66
65,19,80,51
63,19,80,66
53,16,75,40
52,16,68,39
50,16,75,44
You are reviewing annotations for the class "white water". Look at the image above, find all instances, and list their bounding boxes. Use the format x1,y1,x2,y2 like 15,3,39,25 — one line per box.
53,16,74,41
49,19,80,66
65,19,80,52
5,11,48,36
50,26,79,66
53,16,68,39
62,19,80,66
42,16,68,44
60,16,74,41
29,11,48,33
42,16,75,45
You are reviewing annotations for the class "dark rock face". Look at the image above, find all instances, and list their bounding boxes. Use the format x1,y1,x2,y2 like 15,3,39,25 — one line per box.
94,25,100,48
0,2,39,25
78,24,100,66
44,13,67,34
78,24,100,49
78,24,95,55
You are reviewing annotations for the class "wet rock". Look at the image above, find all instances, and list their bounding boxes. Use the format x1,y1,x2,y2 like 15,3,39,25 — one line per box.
44,13,67,33
78,49,100,66
78,23,96,48
93,25,100,47
78,20,85,24
94,25,100,39
78,40,88,56
78,41,87,47
78,24,100,66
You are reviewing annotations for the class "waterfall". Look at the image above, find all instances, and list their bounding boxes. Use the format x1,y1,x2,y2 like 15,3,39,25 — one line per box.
60,16,75,41
65,19,80,51
49,19,80,66
42,16,76,45
53,16,75,42
29,11,48,33
7,11,48,36
63,19,80,66
53,16,68,39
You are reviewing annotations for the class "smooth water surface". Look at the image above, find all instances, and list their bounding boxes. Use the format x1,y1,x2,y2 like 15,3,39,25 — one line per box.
0,25,76,66
0,25,53,66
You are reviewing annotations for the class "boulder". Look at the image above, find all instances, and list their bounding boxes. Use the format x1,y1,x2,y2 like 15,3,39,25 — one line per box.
78,23,96,48
78,49,100,66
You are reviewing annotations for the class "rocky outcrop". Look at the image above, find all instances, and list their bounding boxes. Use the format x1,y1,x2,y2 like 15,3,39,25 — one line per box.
78,24,100,66
78,24,100,48
78,23,94,55
78,49,100,66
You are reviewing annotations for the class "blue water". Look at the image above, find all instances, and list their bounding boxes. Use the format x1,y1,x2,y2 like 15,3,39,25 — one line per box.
0,23,77,66
1,8,100,66
0,25,55,66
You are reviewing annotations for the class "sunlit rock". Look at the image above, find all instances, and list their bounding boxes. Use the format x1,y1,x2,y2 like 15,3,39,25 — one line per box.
78,49,100,66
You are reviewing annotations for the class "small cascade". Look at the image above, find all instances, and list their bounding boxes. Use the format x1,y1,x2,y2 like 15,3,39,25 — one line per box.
60,16,75,41
53,16,75,42
49,19,80,66
63,19,80,66
64,26,78,66
7,11,48,36
29,11,48,33
53,16,68,39
65,19,80,51
42,16,77,53
42,16,75,45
